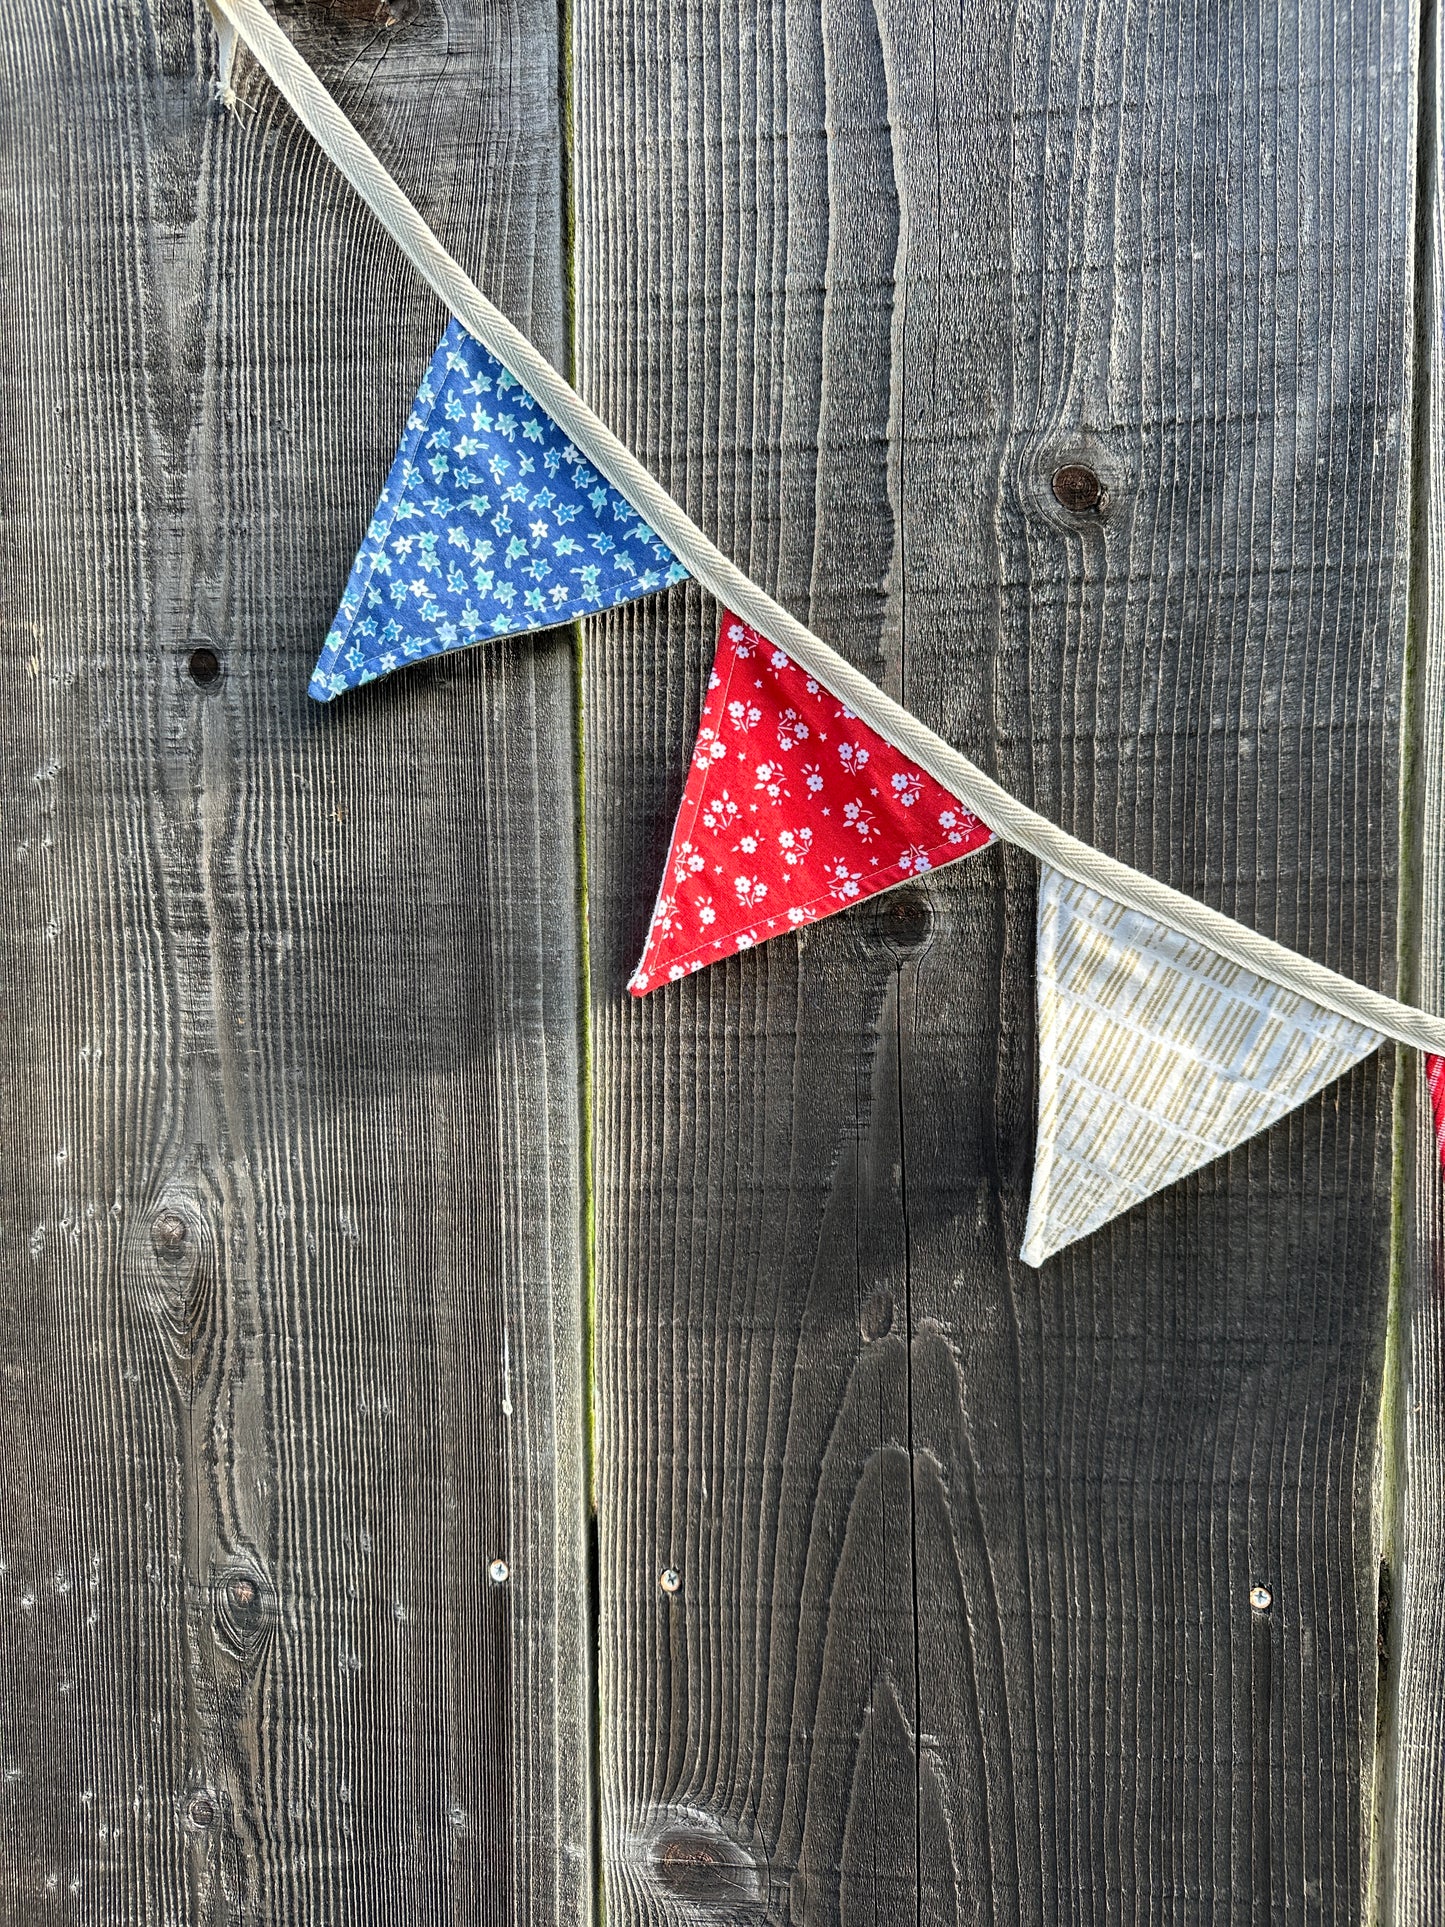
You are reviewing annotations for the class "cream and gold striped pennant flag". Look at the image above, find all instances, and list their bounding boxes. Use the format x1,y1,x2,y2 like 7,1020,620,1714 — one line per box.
1021,869,1385,1266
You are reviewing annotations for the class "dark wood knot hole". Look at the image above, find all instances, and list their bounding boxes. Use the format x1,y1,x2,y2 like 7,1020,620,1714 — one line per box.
187,646,223,689
1051,463,1103,514
872,887,932,952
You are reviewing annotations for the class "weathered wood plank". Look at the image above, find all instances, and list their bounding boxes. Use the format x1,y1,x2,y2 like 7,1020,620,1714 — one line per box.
577,3,1413,1921
0,4,590,1922
1379,2,1445,1917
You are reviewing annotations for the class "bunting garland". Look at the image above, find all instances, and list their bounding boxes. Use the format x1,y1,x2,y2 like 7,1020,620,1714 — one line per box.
209,0,1445,1270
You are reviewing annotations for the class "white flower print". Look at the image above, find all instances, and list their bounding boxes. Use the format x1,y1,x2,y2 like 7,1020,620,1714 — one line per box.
787,906,811,924
697,901,716,925
728,698,763,731
702,791,742,833
734,875,769,910
891,770,923,807
776,707,809,751
736,834,760,855
801,762,825,793
754,761,789,804
937,805,980,845
672,840,707,885
777,827,813,867
692,727,728,770
838,741,870,775
826,859,862,901
771,650,790,669
842,801,878,840
897,848,933,874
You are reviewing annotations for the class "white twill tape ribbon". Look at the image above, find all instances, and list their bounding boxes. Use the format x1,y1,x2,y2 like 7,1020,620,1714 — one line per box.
207,0,1445,1056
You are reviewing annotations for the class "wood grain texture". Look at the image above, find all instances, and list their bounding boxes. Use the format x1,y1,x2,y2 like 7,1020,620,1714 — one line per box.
576,3,1414,1921
0,4,590,1923
1379,1,1445,1917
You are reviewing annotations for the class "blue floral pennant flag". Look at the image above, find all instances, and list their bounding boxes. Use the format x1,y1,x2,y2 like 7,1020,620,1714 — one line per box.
310,319,689,700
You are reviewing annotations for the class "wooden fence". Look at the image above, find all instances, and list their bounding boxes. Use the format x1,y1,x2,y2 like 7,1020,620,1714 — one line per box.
2,0,1443,1920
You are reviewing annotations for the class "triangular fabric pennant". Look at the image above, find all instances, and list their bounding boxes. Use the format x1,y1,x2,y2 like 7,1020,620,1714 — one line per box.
310,319,688,699
1426,1054,1445,1175
1020,867,1384,1265
630,612,995,992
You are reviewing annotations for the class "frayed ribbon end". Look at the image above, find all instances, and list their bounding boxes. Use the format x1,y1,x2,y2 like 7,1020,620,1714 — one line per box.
203,0,242,113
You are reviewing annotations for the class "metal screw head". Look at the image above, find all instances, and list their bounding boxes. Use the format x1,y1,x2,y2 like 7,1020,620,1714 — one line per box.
487,1560,509,1586
1051,462,1103,514
1250,1584,1273,1612
659,1567,682,1596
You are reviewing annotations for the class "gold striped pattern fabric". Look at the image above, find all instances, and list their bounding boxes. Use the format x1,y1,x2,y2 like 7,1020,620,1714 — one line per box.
1020,869,1384,1267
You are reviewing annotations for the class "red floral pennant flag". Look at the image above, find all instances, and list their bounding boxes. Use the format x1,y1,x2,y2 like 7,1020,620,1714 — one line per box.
1427,1055,1445,1173
630,613,995,993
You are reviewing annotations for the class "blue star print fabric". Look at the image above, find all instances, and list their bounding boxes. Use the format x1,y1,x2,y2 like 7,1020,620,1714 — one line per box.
310,319,689,700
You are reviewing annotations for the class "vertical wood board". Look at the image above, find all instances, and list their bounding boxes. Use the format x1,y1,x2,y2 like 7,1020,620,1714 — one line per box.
1380,0,1445,1917
576,3,1415,1922
0,4,590,1923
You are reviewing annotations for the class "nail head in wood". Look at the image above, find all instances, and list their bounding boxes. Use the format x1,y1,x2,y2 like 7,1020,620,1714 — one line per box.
659,1567,682,1595
1051,463,1103,514
1250,1584,1273,1612
487,1559,510,1586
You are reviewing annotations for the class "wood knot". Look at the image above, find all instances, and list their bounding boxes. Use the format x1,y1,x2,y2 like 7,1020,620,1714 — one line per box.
653,1827,759,1902
279,0,417,26
150,1211,189,1259
1051,462,1103,513
860,1290,894,1341
186,1791,216,1830
212,1567,273,1667
186,646,223,689
860,886,933,956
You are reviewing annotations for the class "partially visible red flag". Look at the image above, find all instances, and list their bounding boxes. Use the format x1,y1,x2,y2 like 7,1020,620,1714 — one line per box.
1427,1054,1445,1169
630,612,995,994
